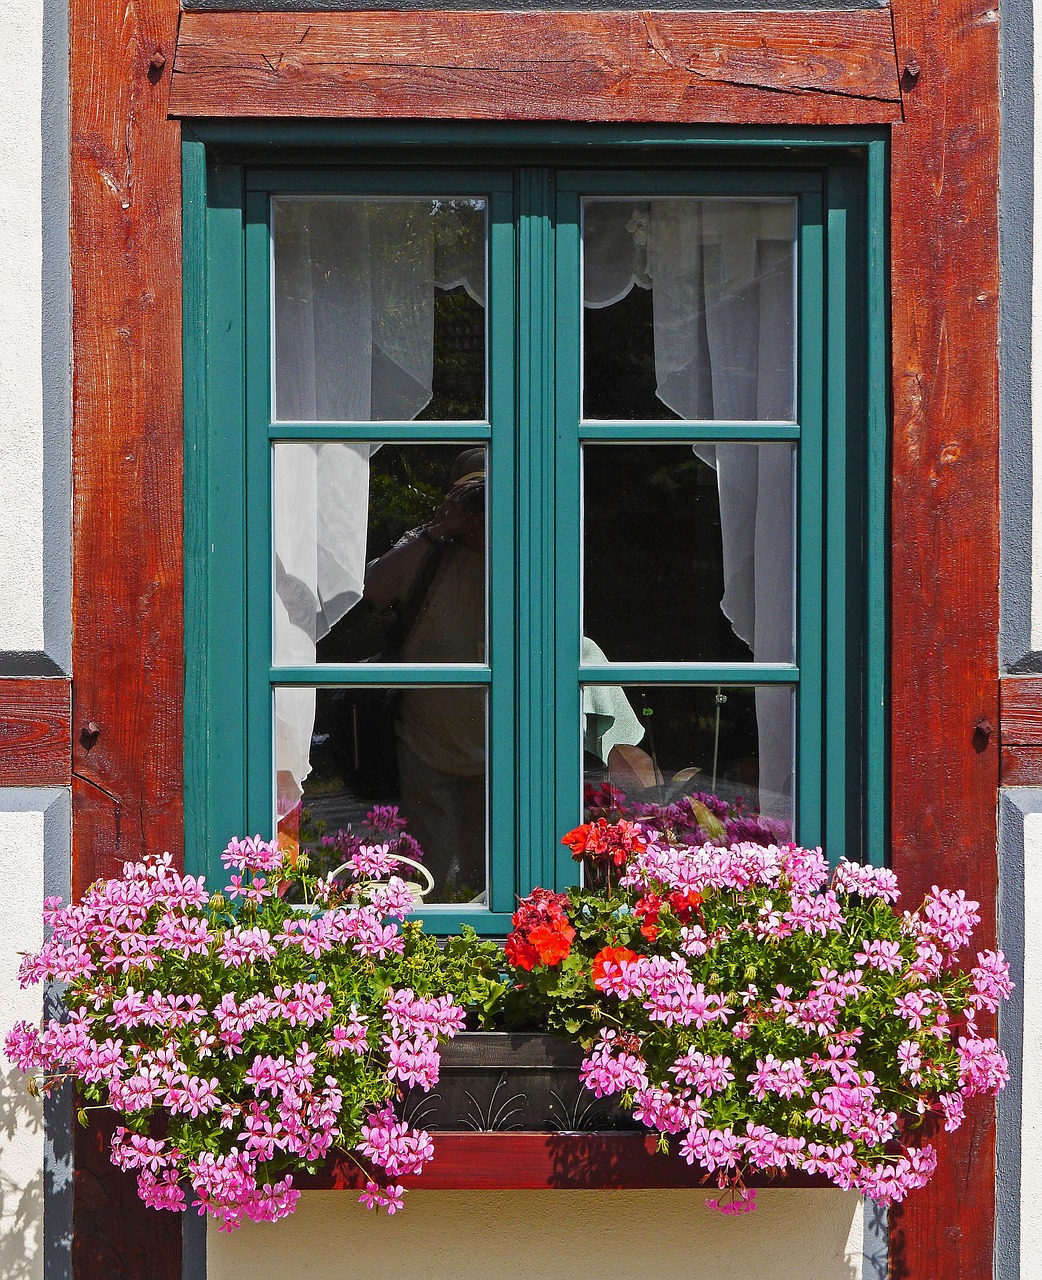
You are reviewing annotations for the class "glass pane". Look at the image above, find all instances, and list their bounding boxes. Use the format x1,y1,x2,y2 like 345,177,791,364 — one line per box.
581,684,794,837
582,198,796,421
273,444,487,666
583,443,795,663
275,685,487,905
273,197,486,421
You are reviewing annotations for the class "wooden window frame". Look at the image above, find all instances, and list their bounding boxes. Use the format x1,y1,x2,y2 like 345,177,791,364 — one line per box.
63,6,999,1280
186,138,885,928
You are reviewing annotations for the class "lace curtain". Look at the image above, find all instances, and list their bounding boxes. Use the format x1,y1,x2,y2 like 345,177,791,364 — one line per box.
586,200,796,815
272,197,795,818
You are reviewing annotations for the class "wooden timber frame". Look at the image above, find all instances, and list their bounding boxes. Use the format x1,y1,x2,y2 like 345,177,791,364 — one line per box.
55,2,1001,1277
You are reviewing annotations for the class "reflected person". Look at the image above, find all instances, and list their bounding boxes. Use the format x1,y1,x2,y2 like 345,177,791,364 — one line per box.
363,449,486,900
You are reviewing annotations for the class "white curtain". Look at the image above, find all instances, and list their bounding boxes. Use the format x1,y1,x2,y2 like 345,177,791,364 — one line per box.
272,199,483,815
584,200,796,819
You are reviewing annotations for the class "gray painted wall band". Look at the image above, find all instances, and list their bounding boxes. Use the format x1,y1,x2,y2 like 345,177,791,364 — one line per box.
995,789,1038,1280
999,0,1037,670
39,0,72,674
183,0,887,11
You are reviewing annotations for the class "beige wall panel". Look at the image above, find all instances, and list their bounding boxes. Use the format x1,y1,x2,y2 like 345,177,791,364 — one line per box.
210,1187,863,1280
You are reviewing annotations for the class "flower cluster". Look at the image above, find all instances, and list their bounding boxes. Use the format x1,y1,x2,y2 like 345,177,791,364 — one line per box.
502,818,1012,1212
503,889,575,971
4,836,497,1228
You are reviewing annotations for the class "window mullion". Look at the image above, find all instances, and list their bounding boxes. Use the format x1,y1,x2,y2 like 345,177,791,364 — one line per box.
515,167,559,896
244,190,276,840
797,191,826,851
552,182,583,890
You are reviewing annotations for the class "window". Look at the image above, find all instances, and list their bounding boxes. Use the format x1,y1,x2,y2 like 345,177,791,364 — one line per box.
186,134,885,933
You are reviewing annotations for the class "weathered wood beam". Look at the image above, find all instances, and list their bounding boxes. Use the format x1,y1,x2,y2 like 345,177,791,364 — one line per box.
0,677,71,786
170,9,902,125
887,0,1000,1274
70,0,184,1273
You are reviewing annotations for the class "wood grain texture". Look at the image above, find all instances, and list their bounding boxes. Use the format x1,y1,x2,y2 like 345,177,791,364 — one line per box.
1000,675,1042,745
170,9,902,125
887,0,1000,1275
302,1132,828,1192
999,745,1042,788
70,0,184,1274
0,678,71,785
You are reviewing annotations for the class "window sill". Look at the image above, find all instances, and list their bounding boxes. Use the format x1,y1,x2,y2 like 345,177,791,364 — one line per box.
301,1133,828,1192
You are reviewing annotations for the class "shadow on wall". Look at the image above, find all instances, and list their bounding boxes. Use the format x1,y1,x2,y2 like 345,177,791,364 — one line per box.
0,1065,42,1280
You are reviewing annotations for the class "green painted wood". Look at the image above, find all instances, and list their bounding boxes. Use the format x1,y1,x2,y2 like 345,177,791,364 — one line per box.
245,190,276,837
271,665,492,685
824,177,852,860
796,190,826,851
578,423,800,441
557,169,824,197
269,423,492,442
182,133,210,879
187,139,882,913
193,120,889,152
247,170,515,196
864,140,889,868
199,162,250,876
518,167,559,896
578,664,800,684
553,182,583,891
486,184,519,915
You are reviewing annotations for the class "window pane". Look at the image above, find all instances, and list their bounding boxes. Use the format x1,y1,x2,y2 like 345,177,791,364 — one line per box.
273,197,487,421
583,443,795,664
275,685,488,905
582,198,795,421
273,443,487,666
581,684,794,834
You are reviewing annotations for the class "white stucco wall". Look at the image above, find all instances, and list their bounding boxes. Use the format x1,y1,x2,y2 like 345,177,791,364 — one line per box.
209,1188,864,1280
0,808,45,1280
0,0,45,651
0,6,54,1280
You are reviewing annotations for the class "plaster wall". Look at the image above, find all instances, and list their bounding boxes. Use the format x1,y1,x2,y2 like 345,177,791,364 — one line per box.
0,809,44,1280
208,1187,865,1280
0,0,45,652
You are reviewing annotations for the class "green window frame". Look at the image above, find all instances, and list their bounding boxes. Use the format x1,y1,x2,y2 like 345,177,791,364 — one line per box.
184,125,887,935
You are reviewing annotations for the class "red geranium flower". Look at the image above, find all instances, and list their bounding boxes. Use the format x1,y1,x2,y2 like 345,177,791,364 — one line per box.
562,819,646,867
528,921,575,967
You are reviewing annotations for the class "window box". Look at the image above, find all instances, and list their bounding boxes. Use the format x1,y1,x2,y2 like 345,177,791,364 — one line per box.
401,1031,636,1134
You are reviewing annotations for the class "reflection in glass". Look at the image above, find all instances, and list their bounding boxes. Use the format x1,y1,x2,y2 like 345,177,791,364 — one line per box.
273,444,487,666
583,199,796,421
583,443,794,663
581,684,794,832
274,197,486,421
276,686,487,905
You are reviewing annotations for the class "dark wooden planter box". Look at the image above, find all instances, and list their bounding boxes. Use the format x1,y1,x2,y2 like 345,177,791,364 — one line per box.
402,1032,639,1133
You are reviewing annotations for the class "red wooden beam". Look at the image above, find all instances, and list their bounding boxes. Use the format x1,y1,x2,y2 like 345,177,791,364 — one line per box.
70,0,184,1273
170,9,902,126
1000,675,1042,745
0,677,70,786
887,0,1000,1274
